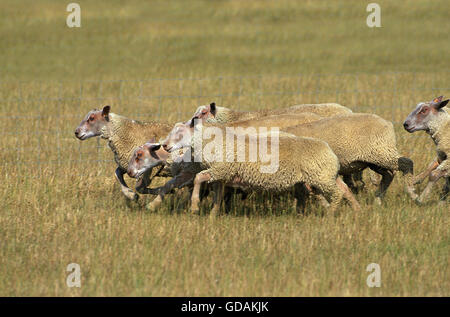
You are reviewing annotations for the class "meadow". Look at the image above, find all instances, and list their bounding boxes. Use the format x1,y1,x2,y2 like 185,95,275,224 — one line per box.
0,0,448,296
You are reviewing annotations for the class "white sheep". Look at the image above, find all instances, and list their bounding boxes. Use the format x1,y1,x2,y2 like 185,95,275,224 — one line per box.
74,105,172,200
403,96,449,203
161,120,361,216
190,102,351,124
189,102,371,192
284,113,417,203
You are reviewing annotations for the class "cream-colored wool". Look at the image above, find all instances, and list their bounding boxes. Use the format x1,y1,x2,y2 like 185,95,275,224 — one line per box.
285,103,352,117
227,112,323,128
102,113,172,172
204,103,351,124
166,113,322,183
421,111,449,202
160,113,323,188
285,113,414,199
427,111,450,170
192,125,344,210
404,105,449,203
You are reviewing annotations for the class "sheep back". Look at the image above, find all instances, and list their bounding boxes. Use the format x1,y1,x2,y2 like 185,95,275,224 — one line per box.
285,113,400,173
106,113,172,171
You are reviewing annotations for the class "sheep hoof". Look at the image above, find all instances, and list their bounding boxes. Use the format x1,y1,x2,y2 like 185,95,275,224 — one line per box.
406,186,418,200
146,196,162,212
437,200,447,207
374,197,382,205
210,207,220,218
123,189,138,201
146,202,158,212
414,198,423,206
190,208,200,215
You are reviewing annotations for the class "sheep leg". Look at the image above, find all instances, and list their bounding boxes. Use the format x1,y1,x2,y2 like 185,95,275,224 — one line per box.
336,177,361,212
210,182,224,218
439,177,449,203
414,159,439,185
199,185,211,202
304,183,330,208
368,170,382,186
343,174,358,194
369,165,394,205
115,168,138,201
354,170,370,192
191,171,211,214
223,187,233,213
135,169,154,194
146,171,195,212
322,182,344,213
293,183,309,213
223,188,248,213
417,168,446,204
396,156,417,200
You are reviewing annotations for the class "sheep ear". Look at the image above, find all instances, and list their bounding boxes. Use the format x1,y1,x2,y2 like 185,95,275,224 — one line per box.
150,144,161,151
210,102,216,116
432,96,443,103
102,105,111,117
431,97,449,110
149,144,163,160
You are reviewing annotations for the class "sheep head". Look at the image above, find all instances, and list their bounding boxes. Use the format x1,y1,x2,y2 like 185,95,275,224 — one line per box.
127,140,168,178
75,105,111,140
161,122,194,153
403,96,449,133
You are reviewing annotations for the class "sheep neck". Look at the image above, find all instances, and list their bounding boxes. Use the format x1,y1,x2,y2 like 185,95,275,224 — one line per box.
427,110,450,144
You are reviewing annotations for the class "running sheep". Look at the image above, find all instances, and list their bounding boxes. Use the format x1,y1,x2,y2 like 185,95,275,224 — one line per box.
190,102,351,124
138,112,325,210
74,105,172,200
127,137,204,211
161,120,361,216
189,102,368,192
403,96,449,204
128,135,250,211
284,113,417,203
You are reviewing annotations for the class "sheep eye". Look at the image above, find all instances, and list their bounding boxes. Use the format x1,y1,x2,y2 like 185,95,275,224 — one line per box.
137,152,142,158
89,115,94,121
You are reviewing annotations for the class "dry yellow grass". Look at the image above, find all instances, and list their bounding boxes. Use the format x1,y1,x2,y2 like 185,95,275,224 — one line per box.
0,0,449,296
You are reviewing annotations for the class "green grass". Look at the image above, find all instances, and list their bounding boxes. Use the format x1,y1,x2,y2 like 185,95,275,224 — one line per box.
0,0,449,296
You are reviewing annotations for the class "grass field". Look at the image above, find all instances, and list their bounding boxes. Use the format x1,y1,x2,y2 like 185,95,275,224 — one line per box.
0,0,449,296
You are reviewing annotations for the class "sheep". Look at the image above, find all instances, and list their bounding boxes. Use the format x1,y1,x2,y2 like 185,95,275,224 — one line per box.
127,138,204,211
191,104,379,192
284,113,417,203
74,105,172,200
190,102,351,124
286,103,353,117
135,114,323,209
128,136,248,211
189,102,373,192
162,120,361,216
403,96,449,204
230,112,324,128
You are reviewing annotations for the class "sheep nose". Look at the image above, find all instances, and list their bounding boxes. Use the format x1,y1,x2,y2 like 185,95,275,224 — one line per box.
74,129,79,136
162,143,168,150
403,121,409,129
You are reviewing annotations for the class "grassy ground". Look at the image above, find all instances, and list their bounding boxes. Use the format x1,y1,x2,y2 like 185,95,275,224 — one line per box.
0,0,449,296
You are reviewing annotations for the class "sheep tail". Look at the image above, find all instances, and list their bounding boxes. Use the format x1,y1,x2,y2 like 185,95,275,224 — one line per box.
398,156,418,200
